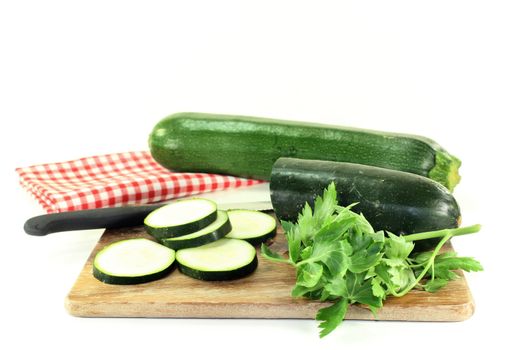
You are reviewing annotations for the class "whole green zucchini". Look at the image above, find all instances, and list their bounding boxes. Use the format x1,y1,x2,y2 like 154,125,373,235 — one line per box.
270,157,461,249
149,112,461,191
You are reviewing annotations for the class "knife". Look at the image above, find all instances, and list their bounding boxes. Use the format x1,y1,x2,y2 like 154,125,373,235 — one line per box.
24,201,273,236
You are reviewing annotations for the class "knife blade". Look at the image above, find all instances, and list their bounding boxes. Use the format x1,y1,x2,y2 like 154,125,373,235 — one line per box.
24,201,273,236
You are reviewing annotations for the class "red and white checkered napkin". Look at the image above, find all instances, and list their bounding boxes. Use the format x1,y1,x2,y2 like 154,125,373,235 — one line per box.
16,151,264,213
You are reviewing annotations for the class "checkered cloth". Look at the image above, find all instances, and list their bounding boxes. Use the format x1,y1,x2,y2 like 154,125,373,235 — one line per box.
16,151,264,213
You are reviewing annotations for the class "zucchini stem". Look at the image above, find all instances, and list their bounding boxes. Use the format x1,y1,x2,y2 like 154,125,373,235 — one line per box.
428,151,462,192
402,224,481,242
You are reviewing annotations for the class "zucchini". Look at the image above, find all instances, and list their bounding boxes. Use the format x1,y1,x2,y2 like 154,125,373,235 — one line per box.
162,210,232,250
149,112,461,191
144,198,217,239
270,158,461,249
93,238,176,285
225,209,277,245
176,238,257,281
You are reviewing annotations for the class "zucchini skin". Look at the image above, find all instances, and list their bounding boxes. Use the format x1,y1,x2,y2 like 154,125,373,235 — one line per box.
270,158,461,249
178,256,258,281
145,210,217,240
149,112,461,191
225,210,277,246
162,219,232,250
235,229,276,246
93,261,176,285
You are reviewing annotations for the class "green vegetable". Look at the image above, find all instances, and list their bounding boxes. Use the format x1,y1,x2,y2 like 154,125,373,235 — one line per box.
93,238,177,285
261,183,482,337
176,238,258,281
225,209,277,245
270,157,461,250
162,210,232,250
144,198,217,239
149,112,461,191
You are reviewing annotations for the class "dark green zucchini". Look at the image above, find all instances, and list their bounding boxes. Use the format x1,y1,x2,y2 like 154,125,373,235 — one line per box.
149,112,461,191
270,158,461,249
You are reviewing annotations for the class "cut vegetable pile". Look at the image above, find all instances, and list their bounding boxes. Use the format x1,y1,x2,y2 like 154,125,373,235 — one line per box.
93,197,276,284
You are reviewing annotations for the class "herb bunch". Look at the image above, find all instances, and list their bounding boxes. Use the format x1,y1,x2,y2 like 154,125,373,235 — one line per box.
262,183,482,337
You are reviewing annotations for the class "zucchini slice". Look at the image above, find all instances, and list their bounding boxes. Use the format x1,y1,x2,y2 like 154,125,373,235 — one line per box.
176,238,257,281
144,198,217,239
93,238,176,285
225,210,277,245
162,210,232,250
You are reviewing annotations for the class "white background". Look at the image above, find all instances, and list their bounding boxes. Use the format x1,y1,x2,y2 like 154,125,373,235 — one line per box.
1,0,523,348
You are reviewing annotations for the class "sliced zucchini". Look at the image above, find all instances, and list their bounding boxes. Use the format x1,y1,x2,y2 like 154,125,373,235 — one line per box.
93,238,176,285
176,238,257,281
162,210,232,250
225,209,277,245
144,198,217,239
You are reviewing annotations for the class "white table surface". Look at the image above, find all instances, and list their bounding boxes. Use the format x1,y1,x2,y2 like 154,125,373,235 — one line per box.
1,1,523,349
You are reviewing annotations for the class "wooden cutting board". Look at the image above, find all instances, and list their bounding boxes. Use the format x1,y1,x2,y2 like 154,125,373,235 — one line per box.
66,223,475,321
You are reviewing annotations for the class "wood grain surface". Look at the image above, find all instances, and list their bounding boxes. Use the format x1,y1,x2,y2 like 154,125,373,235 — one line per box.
66,223,475,321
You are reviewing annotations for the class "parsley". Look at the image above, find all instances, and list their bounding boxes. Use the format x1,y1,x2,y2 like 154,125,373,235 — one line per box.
262,182,482,337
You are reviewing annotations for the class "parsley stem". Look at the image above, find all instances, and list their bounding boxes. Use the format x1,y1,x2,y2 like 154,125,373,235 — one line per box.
402,224,481,242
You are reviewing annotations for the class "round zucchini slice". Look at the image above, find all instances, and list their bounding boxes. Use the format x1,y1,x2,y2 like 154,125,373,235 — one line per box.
225,209,277,245
93,238,176,285
176,238,257,281
162,210,232,250
144,198,217,239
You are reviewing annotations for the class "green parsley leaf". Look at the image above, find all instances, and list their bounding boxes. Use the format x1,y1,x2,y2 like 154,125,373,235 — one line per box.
347,228,384,273
371,276,387,299
434,255,484,273
297,202,316,244
385,232,414,260
291,274,328,298
386,262,416,292
260,243,288,263
297,262,323,288
323,275,349,298
346,272,383,308
313,182,338,226
412,250,483,282
323,271,382,308
300,245,313,260
316,298,348,338
285,223,301,263
422,278,449,292
313,211,355,243
280,220,295,234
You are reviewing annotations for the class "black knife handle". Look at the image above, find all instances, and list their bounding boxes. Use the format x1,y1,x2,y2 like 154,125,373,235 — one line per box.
23,205,163,236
